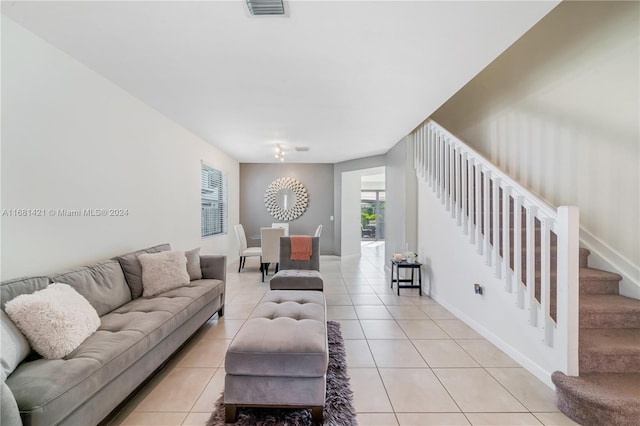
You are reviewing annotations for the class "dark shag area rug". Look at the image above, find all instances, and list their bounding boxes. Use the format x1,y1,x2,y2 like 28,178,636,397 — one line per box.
206,321,356,426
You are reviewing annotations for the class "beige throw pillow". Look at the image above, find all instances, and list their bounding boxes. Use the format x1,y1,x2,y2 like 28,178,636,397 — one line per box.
4,283,101,360
139,250,190,297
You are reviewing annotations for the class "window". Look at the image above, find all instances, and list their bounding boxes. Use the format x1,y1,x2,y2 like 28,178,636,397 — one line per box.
201,163,227,237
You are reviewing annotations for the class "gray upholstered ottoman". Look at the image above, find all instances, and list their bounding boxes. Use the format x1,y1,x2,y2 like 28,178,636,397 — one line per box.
270,269,324,291
224,290,327,423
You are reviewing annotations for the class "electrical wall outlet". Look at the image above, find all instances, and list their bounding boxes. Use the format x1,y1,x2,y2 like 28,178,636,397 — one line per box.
474,283,483,295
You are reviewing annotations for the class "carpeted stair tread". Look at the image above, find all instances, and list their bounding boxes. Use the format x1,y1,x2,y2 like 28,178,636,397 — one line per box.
579,268,622,295
579,267,622,282
576,373,640,400
580,329,640,356
552,371,640,425
580,329,640,373
580,295,640,328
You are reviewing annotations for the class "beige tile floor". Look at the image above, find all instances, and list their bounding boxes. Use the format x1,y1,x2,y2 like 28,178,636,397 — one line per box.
107,242,578,426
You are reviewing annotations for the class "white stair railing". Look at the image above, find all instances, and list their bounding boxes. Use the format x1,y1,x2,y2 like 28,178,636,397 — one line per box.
414,119,580,376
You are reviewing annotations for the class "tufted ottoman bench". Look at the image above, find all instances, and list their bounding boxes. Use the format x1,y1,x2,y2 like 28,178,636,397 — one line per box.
270,269,324,291
224,290,327,424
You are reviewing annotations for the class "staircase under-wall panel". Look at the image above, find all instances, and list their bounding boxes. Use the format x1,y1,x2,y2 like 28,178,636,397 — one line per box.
414,119,640,425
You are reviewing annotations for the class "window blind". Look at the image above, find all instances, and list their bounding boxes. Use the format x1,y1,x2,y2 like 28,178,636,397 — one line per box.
201,163,227,237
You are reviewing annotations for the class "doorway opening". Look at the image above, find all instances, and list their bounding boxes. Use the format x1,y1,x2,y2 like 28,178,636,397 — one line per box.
361,170,385,241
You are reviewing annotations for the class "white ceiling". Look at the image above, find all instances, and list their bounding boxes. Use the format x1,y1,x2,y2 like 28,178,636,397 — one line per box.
2,1,558,163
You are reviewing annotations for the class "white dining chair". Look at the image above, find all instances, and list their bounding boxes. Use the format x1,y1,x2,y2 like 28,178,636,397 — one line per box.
260,227,285,282
234,224,262,272
314,224,323,237
271,222,289,236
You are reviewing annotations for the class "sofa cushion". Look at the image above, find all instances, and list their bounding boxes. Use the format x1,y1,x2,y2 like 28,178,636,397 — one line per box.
139,250,190,297
1,310,30,381
0,276,49,311
1,381,21,426
5,278,224,424
5,283,101,359
114,243,171,299
270,269,324,291
49,260,131,316
185,248,203,281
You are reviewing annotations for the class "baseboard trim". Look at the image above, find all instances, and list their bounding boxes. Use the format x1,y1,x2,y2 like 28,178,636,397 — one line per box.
430,292,555,389
580,227,640,299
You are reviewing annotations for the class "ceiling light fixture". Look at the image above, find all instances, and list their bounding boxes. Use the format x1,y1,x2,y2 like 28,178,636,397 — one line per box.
246,0,285,16
275,144,285,162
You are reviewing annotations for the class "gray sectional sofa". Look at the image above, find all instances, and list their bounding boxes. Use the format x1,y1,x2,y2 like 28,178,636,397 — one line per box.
0,243,226,426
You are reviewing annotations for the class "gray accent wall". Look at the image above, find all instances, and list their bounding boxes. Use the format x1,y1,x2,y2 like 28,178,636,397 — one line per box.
240,163,334,255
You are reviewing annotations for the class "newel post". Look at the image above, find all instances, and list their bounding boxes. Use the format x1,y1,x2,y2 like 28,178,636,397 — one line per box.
556,206,580,376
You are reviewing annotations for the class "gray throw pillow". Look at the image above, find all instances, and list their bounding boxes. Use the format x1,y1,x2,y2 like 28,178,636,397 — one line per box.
185,248,202,281
49,260,131,316
1,310,30,381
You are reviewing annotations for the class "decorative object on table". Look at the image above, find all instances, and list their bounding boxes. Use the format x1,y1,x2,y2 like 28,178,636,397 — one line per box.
265,177,309,221
206,321,356,426
393,253,403,261
404,251,417,263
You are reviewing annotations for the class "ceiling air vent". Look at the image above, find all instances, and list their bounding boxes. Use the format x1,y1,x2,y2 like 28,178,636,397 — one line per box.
246,0,285,16
295,146,309,152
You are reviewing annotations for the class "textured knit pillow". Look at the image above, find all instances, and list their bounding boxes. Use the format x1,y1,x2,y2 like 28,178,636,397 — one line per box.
4,284,100,360
139,250,190,297
185,247,202,281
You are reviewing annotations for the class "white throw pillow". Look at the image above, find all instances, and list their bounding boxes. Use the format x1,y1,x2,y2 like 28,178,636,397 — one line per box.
4,283,101,360
139,250,190,297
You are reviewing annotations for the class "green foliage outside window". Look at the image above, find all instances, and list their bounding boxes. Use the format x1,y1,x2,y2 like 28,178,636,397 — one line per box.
361,212,376,227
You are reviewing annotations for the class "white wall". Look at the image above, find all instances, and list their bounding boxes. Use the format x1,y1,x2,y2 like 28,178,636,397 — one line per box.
333,155,386,255
1,17,240,279
385,135,418,263
418,180,559,386
432,1,639,296
340,170,362,258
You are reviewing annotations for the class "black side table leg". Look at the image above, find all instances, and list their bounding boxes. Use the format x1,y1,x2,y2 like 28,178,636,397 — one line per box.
390,262,394,289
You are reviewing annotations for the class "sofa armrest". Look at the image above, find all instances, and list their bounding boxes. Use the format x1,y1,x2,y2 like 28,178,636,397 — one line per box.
200,255,226,282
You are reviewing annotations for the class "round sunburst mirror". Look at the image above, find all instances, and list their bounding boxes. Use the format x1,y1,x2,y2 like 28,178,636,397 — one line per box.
264,177,309,221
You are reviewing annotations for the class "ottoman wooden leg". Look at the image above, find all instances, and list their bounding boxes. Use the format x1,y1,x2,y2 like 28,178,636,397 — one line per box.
225,404,237,423
311,406,323,424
